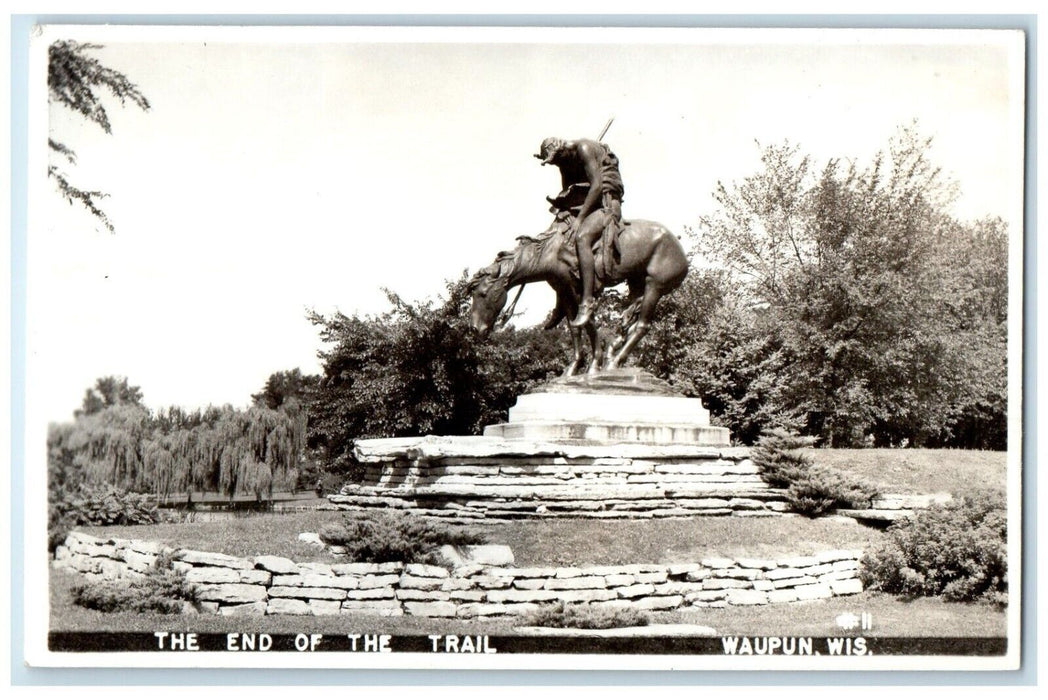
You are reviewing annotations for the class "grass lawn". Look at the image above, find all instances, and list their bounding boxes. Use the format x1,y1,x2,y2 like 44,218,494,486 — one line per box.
807,448,1007,495
158,491,327,508
674,592,1006,638
49,569,1004,638
81,511,883,566
83,511,351,564
487,515,881,566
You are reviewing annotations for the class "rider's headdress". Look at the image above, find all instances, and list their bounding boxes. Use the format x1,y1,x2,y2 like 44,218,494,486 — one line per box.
534,137,564,164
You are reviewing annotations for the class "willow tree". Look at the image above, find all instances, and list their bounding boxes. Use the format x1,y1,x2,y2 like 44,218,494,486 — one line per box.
203,406,306,502
50,376,308,501
63,404,152,490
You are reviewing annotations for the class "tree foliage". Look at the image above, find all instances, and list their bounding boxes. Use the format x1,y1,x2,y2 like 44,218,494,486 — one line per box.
76,375,144,417
688,128,1007,447
48,40,150,232
306,276,568,475
252,368,319,410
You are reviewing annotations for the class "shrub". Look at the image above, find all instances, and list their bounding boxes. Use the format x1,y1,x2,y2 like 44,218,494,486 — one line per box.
49,485,159,553
860,490,1007,605
751,429,878,516
70,554,199,614
750,429,817,488
57,484,159,526
318,511,488,564
521,602,649,629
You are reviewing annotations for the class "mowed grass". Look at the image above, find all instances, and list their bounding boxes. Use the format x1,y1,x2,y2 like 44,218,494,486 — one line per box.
807,448,1007,495
81,511,882,567
81,510,349,564
49,569,1004,638
488,515,880,566
671,591,1006,637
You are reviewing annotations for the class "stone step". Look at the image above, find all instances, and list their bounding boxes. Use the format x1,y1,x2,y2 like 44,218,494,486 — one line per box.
354,436,737,462
484,422,730,446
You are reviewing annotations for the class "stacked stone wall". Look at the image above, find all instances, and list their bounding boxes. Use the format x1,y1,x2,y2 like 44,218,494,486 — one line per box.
334,440,789,519
54,532,864,617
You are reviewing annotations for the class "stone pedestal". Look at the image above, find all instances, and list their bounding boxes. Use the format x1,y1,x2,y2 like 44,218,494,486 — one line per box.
483,370,730,446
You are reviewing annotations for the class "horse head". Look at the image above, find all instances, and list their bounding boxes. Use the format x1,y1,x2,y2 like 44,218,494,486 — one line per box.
467,261,510,338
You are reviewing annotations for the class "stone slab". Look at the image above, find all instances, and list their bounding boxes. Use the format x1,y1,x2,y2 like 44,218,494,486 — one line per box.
438,544,515,568
268,586,346,600
177,550,254,570
309,599,343,616
484,422,730,446
830,579,864,596
267,599,312,615
185,567,241,584
505,392,711,425
353,436,733,463
219,602,267,616
402,601,457,617
196,583,268,604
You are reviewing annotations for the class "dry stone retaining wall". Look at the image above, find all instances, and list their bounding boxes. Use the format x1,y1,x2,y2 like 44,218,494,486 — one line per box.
334,439,789,519
54,531,864,617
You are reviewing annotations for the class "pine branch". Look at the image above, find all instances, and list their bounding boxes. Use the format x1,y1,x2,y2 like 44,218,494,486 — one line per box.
48,40,150,134
47,40,149,233
48,165,113,233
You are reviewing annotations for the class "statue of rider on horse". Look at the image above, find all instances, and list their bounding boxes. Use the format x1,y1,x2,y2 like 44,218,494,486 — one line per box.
468,125,689,375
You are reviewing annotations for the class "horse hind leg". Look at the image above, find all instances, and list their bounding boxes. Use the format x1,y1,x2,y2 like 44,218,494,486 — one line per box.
606,281,662,371
585,320,604,374
609,286,644,357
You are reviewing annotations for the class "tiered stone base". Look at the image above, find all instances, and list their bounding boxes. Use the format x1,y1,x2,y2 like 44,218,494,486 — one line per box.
330,437,788,519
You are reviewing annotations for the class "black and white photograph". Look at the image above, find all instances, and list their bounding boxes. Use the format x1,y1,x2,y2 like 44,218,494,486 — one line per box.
21,23,1025,672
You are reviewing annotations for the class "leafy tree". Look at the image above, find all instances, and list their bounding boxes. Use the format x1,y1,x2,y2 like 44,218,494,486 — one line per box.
697,127,1007,447
48,40,150,232
252,368,319,410
76,375,144,417
669,295,796,444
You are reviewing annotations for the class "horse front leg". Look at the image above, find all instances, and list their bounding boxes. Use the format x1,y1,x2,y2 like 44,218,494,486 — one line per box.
563,323,585,376
555,290,585,376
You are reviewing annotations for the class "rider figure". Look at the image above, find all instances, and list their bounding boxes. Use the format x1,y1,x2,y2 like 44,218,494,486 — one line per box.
535,137,624,327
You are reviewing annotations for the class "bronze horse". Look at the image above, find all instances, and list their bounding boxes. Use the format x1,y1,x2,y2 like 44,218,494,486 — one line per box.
468,220,689,375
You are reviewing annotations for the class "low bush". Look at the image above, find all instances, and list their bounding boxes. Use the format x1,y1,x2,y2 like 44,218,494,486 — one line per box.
70,554,199,614
49,485,159,552
318,511,488,564
859,490,1007,605
521,602,649,629
751,429,879,517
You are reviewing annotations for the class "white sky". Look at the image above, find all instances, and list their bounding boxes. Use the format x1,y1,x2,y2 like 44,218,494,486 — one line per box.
29,26,1025,421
